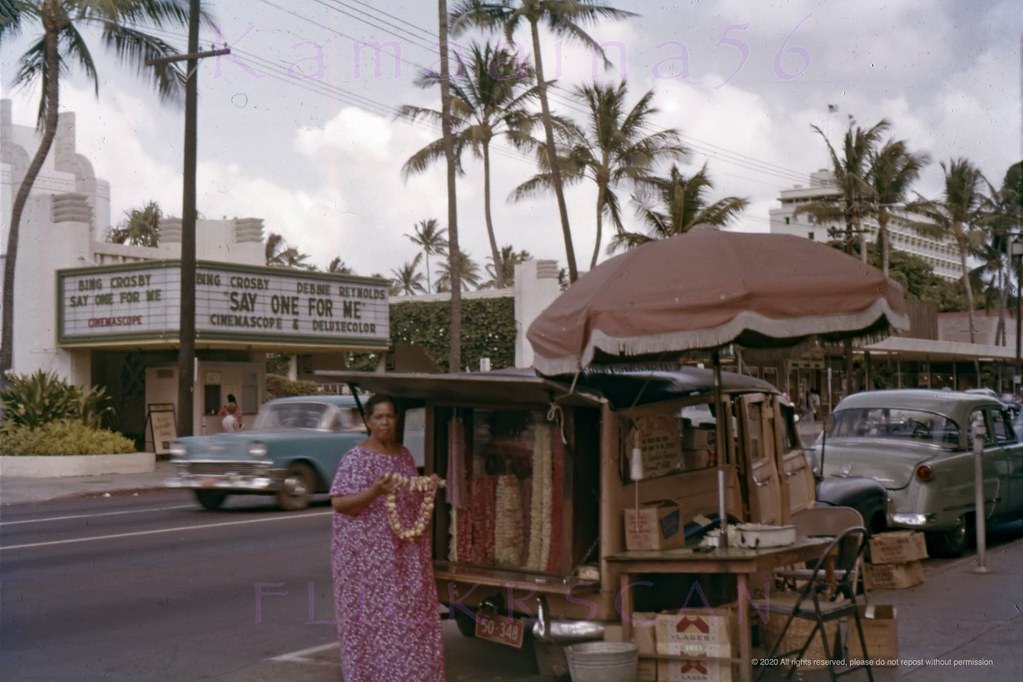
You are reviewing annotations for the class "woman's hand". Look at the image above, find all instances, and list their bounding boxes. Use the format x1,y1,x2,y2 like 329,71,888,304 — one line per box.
372,472,400,497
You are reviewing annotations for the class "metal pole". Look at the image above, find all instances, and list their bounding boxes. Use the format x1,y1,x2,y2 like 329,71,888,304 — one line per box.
713,351,729,545
971,412,990,573
1016,250,1022,396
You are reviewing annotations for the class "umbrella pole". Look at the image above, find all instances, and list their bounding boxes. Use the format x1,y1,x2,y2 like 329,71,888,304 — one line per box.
714,351,729,545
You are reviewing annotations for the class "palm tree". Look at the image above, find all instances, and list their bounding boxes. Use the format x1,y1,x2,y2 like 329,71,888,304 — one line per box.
328,257,352,274
450,0,637,283
399,41,538,288
108,200,162,247
867,140,929,276
608,164,749,251
798,118,890,261
484,244,531,288
265,232,286,266
436,249,481,292
514,81,686,269
910,158,995,344
405,218,448,291
280,247,311,270
391,254,427,296
0,0,194,378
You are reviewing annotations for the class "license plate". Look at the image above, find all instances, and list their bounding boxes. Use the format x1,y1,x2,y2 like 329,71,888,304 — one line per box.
475,612,525,648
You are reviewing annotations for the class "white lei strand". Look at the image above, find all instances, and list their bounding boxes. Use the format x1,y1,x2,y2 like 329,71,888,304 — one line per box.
384,474,445,542
527,425,553,571
493,474,524,567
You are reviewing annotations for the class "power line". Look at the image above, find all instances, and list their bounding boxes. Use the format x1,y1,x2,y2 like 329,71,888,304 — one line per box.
334,0,810,184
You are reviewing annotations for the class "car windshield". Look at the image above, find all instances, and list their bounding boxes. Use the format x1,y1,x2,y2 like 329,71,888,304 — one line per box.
252,402,331,431
829,407,960,449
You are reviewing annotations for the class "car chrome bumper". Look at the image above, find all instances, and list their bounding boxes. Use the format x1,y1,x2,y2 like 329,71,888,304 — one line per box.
166,460,281,492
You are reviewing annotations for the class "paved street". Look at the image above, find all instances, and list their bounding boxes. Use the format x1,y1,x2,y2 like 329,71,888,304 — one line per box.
2,484,1022,681
0,490,547,681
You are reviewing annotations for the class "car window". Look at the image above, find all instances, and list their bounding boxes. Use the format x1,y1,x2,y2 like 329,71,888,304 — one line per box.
252,402,330,430
830,407,960,449
988,408,1016,444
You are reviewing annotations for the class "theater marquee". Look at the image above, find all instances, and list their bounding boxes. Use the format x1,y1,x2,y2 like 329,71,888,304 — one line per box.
57,261,390,350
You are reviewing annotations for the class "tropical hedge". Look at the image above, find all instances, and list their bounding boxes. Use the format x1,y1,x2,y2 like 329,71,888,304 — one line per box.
0,370,133,455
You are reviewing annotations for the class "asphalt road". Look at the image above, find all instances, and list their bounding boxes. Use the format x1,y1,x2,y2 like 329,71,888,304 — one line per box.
0,491,547,682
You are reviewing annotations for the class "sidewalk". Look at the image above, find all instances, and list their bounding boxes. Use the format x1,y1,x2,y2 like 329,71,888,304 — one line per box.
0,459,177,506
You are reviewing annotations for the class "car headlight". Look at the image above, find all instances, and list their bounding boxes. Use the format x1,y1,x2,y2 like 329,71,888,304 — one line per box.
169,442,187,458
248,441,268,458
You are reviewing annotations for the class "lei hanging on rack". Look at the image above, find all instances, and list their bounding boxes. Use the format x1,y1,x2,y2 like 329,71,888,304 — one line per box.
384,474,446,541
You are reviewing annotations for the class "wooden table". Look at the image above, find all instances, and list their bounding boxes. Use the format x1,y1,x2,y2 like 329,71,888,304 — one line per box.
607,538,830,682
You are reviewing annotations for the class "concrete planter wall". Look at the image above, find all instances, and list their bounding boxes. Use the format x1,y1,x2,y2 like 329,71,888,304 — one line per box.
0,452,155,478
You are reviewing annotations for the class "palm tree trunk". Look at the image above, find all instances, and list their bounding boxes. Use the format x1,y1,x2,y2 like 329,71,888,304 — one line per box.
590,183,606,270
530,19,578,283
996,264,1008,346
482,143,503,288
1,13,60,379
438,0,461,371
959,234,977,344
425,253,432,293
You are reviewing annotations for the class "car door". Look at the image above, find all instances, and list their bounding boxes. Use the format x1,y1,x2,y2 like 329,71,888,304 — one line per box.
738,394,782,524
774,399,816,520
984,406,1023,520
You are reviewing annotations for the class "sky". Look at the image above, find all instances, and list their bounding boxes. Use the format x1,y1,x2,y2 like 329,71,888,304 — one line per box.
1,0,1022,282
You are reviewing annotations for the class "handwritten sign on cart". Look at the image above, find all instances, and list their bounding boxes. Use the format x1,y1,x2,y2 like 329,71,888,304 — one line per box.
147,403,177,455
633,414,683,479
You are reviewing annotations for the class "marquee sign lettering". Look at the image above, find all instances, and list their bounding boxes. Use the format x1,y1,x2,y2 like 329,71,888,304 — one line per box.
58,261,390,348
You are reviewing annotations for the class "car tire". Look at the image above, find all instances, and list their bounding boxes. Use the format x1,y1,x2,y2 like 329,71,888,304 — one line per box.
926,516,969,557
277,462,318,511
194,490,228,511
452,608,477,639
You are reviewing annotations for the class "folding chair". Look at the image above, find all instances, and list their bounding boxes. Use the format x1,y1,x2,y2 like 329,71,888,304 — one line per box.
776,507,865,591
754,526,874,682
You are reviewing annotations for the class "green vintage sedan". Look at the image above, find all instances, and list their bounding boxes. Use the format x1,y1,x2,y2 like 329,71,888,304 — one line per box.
167,395,368,511
816,389,1023,555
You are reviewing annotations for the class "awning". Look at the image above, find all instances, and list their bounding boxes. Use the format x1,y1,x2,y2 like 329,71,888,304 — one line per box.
864,337,1018,362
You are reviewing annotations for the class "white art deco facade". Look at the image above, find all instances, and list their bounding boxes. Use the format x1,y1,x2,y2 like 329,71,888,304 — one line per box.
769,169,962,282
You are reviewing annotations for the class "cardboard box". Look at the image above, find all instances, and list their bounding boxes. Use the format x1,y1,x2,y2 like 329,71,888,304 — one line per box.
683,448,713,471
638,659,658,682
761,611,840,670
845,604,898,665
656,609,734,658
657,660,731,682
625,502,685,551
864,561,924,590
869,531,928,565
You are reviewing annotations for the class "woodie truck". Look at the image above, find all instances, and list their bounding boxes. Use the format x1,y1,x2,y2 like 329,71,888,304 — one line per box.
327,367,886,676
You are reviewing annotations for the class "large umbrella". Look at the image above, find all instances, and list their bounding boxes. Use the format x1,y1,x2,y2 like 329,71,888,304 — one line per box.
527,230,910,539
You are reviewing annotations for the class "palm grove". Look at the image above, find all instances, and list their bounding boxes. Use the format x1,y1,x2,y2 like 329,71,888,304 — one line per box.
2,1,1022,381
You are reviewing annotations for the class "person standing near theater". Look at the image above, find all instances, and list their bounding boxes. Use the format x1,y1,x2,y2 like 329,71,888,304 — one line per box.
329,394,445,681
217,393,243,431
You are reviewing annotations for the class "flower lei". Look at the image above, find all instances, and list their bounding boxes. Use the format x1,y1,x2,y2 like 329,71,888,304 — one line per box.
384,475,445,541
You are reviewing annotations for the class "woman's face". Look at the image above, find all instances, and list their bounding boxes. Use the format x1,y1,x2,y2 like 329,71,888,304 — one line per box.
368,401,397,442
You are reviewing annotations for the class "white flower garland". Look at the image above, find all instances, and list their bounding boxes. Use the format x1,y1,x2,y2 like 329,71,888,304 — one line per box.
527,425,553,571
384,475,445,542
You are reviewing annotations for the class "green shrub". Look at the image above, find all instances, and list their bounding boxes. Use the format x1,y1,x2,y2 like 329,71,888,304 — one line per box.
266,374,322,400
1,370,115,428
0,420,135,455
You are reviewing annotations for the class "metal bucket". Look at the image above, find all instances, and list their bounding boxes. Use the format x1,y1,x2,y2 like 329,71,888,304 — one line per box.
564,641,638,682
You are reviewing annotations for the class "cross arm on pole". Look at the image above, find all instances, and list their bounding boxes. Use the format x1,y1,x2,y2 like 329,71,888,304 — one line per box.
146,47,231,65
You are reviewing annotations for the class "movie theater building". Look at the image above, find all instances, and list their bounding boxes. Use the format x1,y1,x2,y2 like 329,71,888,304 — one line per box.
1,100,388,447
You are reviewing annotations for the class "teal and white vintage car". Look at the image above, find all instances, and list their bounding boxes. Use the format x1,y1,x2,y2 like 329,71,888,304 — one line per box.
815,389,1023,555
168,395,368,511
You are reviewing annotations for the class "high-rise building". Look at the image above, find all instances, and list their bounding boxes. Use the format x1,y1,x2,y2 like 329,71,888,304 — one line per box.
769,169,962,281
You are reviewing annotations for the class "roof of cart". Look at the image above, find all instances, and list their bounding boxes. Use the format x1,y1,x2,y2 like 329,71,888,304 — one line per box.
317,367,779,409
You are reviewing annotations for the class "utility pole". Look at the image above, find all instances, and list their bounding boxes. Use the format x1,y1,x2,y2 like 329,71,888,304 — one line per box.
148,0,228,435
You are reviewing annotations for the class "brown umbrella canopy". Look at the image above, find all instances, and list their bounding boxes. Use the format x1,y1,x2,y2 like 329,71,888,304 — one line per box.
528,231,909,375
